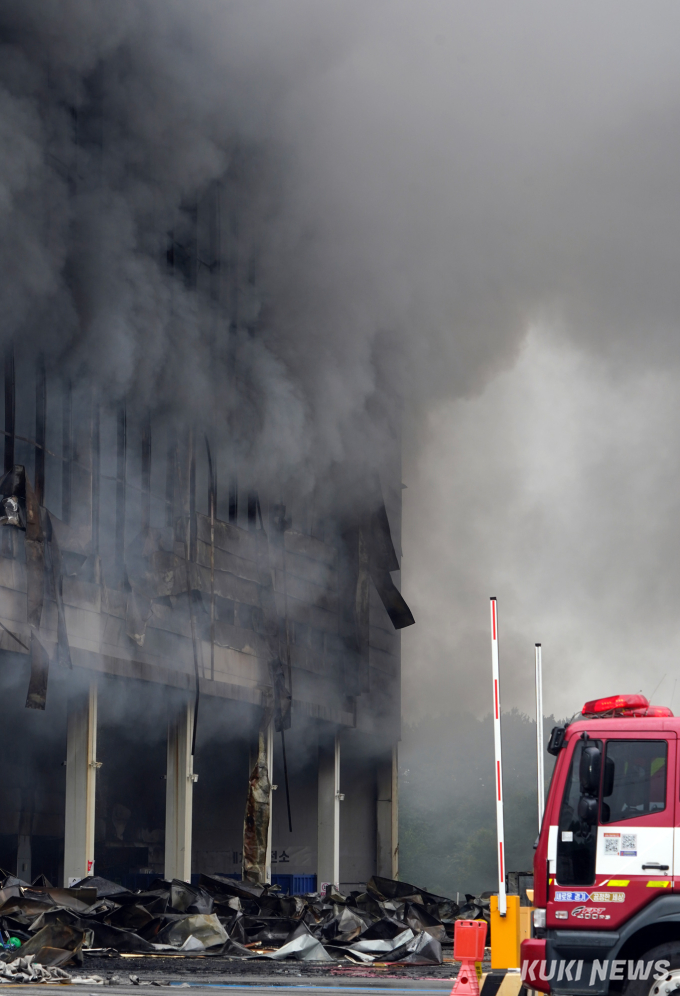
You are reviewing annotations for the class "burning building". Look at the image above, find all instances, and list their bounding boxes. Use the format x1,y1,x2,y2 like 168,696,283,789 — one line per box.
0,2,413,895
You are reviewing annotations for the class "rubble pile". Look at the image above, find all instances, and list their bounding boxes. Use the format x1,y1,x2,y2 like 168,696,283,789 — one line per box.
0,871,491,975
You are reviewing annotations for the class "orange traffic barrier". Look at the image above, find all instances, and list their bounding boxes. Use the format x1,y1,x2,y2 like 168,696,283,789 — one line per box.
451,920,486,996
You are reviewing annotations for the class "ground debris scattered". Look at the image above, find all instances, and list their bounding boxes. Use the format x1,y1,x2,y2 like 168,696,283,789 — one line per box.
0,869,491,977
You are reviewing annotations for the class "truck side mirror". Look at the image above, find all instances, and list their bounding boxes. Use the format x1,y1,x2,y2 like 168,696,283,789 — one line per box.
547,726,566,756
579,744,601,795
602,755,615,797
577,795,598,825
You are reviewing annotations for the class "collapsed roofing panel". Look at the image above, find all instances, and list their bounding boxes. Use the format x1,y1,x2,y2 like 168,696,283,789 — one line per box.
0,872,490,971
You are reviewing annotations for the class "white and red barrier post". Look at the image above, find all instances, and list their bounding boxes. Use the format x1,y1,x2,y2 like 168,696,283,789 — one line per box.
490,597,507,916
535,642,545,830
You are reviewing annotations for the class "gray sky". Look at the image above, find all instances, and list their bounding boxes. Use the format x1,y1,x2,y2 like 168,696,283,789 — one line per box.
402,326,680,722
394,2,680,723
396,3,680,718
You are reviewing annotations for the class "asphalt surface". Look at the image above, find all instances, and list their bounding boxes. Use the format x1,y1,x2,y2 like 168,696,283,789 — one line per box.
0,985,457,996
0,942,481,994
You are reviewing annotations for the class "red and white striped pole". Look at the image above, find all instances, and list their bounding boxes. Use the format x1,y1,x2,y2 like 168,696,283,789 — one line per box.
535,643,545,830
490,597,507,916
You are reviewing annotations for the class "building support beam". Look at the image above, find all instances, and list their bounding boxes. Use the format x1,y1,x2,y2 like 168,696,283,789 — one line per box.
317,732,340,893
115,404,126,570
376,744,399,879
63,683,98,886
34,358,46,506
4,344,15,475
165,702,195,883
243,719,273,885
265,721,273,884
17,834,31,883
61,379,72,524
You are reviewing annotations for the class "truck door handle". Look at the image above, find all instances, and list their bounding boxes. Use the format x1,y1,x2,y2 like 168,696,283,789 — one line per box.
641,863,669,871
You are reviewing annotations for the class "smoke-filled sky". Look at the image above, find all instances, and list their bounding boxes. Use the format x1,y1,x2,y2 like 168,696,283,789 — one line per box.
398,1,680,723
4,1,680,721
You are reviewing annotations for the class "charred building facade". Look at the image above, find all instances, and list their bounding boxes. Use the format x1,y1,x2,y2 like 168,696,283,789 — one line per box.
0,355,411,891
0,156,413,892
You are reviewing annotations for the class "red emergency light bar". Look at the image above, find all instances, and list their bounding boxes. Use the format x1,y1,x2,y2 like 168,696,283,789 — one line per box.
582,694,673,718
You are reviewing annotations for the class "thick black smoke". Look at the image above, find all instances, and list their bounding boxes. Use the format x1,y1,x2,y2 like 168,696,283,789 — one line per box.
0,0,409,500
6,0,680,735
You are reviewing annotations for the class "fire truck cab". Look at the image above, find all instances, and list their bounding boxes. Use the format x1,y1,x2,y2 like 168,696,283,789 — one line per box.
522,694,680,996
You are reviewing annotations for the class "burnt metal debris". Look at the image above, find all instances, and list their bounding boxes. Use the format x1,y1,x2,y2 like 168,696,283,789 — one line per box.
0,872,490,972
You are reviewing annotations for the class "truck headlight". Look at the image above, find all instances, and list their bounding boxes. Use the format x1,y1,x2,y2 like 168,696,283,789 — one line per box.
533,909,546,929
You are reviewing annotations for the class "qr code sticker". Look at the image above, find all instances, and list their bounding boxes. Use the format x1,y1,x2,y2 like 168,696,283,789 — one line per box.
604,837,620,854
621,834,637,851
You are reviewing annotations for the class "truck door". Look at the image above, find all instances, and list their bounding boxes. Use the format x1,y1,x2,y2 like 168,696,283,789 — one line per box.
548,733,675,929
594,734,674,927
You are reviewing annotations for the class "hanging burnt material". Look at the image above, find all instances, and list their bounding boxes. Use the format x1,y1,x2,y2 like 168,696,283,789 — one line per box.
242,708,273,885
25,630,50,710
339,480,414,696
339,525,370,696
364,499,415,630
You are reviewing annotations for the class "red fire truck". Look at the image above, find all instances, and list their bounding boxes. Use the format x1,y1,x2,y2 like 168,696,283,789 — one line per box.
521,694,680,996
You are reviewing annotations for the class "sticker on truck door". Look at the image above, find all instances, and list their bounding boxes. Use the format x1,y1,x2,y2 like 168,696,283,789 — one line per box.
604,832,637,857
554,891,625,903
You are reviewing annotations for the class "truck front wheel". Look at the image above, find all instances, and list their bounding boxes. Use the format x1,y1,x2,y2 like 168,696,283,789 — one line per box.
623,943,680,996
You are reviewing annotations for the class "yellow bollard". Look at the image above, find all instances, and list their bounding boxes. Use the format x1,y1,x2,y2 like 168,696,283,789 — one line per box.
519,905,532,945
490,894,520,969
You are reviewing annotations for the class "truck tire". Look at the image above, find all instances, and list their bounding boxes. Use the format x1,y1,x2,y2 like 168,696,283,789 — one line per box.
622,942,680,996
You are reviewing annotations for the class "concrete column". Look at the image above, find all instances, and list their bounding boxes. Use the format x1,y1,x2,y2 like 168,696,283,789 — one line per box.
317,732,341,892
165,702,196,883
244,719,274,886
376,744,399,879
63,683,99,886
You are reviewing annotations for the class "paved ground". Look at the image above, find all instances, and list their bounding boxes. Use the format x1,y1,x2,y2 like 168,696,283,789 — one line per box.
0,944,500,994
3,985,458,996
